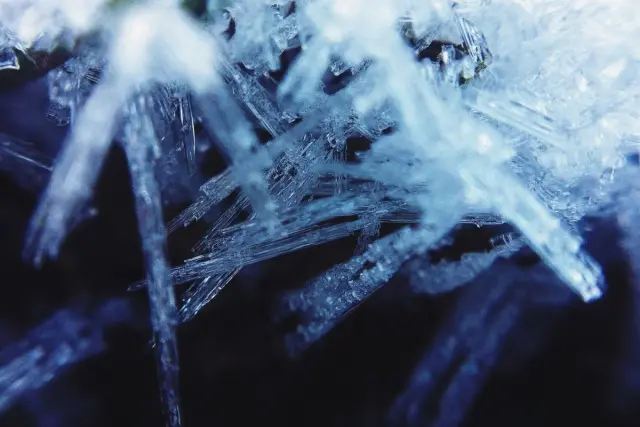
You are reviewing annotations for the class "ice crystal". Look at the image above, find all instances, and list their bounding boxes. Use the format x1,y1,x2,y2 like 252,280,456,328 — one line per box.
0,133,52,192
0,300,132,415
391,260,572,426
1,0,639,425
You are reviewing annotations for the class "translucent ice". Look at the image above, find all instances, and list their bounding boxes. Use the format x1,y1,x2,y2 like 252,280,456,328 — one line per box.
0,133,53,192
4,0,640,425
122,94,182,427
283,222,461,354
0,300,132,415
392,263,541,426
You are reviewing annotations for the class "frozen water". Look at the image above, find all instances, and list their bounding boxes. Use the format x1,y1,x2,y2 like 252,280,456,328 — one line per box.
1,0,639,425
122,93,182,427
0,300,132,415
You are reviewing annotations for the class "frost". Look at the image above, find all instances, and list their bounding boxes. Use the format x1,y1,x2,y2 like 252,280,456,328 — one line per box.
0,0,108,48
282,223,460,355
407,238,523,295
0,133,53,192
122,94,182,427
1,0,638,425
0,300,132,415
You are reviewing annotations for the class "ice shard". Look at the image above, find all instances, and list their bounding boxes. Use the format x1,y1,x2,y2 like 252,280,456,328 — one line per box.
391,263,533,427
122,94,182,427
283,215,461,354
0,300,132,415
24,78,126,265
4,0,640,425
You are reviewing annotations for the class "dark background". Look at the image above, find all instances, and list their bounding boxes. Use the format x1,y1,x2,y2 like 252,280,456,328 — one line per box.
1,77,640,427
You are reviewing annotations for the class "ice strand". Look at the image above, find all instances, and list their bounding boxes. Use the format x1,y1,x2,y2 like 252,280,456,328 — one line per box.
390,263,525,426
0,299,132,415
122,94,182,427
24,78,126,265
283,196,463,355
0,133,53,192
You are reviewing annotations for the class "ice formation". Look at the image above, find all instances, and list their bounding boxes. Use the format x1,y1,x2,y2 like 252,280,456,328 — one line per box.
1,0,639,425
0,133,53,192
0,299,132,415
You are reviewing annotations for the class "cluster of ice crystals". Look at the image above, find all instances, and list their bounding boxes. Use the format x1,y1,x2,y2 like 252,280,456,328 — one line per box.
225,0,296,70
0,0,108,49
2,0,640,425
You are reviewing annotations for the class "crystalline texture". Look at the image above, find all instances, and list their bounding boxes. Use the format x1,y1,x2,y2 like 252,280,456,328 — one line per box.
0,300,131,415
24,78,125,265
0,134,53,192
4,0,640,425
179,270,240,322
0,46,19,70
0,0,108,47
283,206,462,354
122,94,182,427
407,239,523,295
